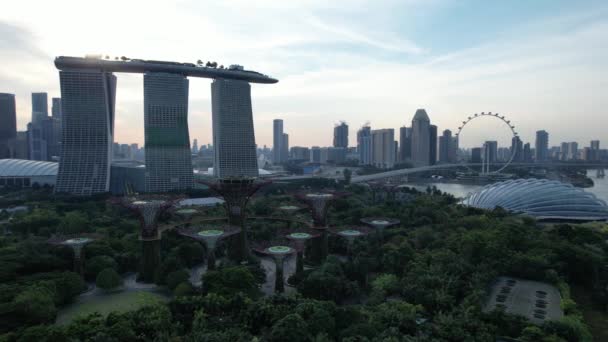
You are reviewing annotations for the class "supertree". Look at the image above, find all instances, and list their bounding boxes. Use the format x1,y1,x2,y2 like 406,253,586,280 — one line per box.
328,226,372,259
367,181,399,203
111,196,180,283
48,234,96,276
174,208,199,227
253,241,295,293
276,204,305,228
177,225,241,270
284,228,320,277
197,178,270,262
360,217,401,241
296,191,348,264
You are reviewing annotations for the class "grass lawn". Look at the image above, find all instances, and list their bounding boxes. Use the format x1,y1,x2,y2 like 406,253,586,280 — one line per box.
55,290,168,325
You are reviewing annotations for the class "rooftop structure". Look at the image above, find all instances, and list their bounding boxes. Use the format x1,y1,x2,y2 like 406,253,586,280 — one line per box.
461,179,608,221
0,159,58,188
55,56,278,83
483,276,563,325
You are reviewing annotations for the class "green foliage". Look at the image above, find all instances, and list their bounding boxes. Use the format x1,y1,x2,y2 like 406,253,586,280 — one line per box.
166,269,190,291
174,281,194,297
269,313,310,342
95,268,122,290
58,211,89,235
13,285,57,324
202,266,259,298
85,255,118,280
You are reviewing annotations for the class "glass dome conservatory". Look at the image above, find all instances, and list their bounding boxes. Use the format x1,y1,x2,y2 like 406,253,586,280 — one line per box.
461,179,608,221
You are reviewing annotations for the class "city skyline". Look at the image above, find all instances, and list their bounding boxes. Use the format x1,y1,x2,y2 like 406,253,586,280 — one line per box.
1,0,607,148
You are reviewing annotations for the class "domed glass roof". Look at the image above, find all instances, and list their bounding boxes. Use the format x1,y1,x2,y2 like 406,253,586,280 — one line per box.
0,159,58,177
461,179,608,221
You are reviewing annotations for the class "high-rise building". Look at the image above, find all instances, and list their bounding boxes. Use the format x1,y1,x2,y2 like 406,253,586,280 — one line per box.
290,146,310,160
411,109,431,166
52,97,62,120
211,79,258,177
310,146,321,163
281,133,289,162
438,129,453,163
523,143,533,162
371,128,395,169
333,122,348,148
429,125,437,165
273,119,284,164
483,141,498,163
567,142,578,160
399,126,412,162
357,125,372,165
192,139,199,154
143,73,193,192
27,122,47,161
0,93,17,158
55,70,117,195
31,92,48,124
535,130,549,162
450,136,459,163
511,136,524,162
560,142,569,161
588,140,600,162
471,147,482,163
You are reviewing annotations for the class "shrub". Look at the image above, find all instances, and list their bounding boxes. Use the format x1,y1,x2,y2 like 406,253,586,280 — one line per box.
95,268,122,290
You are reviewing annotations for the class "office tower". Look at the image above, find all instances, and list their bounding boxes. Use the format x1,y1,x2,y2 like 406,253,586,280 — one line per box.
8,132,28,159
371,128,395,169
511,136,524,162
560,142,569,161
310,146,321,163
567,142,578,160
281,133,289,162
0,93,17,158
535,130,549,162
589,140,600,162
438,129,452,163
333,121,349,148
211,79,258,177
411,109,430,166
27,122,47,161
143,73,193,192
52,98,62,119
429,125,437,165
328,147,347,163
31,92,48,124
399,126,412,162
357,125,372,165
290,146,310,160
471,147,482,163
450,136,459,163
273,119,284,164
55,70,116,195
192,139,199,154
42,117,61,160
483,141,498,163
523,143,532,162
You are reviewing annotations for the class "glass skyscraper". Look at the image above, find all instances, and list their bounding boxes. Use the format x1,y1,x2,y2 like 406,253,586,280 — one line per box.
55,70,116,195
211,79,258,178
144,72,193,192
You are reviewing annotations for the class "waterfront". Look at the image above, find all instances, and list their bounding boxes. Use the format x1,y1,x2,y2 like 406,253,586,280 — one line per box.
408,169,608,202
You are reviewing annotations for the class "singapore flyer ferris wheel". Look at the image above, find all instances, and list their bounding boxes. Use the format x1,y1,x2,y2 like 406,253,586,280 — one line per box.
455,112,518,174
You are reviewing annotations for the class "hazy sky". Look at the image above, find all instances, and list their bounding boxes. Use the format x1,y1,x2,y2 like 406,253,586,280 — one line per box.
1,0,607,148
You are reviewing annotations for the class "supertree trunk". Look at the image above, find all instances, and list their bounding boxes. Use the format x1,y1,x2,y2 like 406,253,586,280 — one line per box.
140,239,161,283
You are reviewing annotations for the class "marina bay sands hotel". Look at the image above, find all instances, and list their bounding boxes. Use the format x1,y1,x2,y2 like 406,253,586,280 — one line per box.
53,56,278,195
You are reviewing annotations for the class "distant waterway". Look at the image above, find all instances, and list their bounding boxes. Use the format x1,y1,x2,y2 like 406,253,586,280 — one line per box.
407,169,608,202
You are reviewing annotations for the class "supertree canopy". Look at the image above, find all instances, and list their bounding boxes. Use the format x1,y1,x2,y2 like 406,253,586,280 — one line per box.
296,191,349,264
360,217,401,240
284,227,320,277
197,177,270,262
328,226,372,258
177,225,240,270
366,181,399,203
111,195,181,283
48,234,97,275
253,240,295,293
